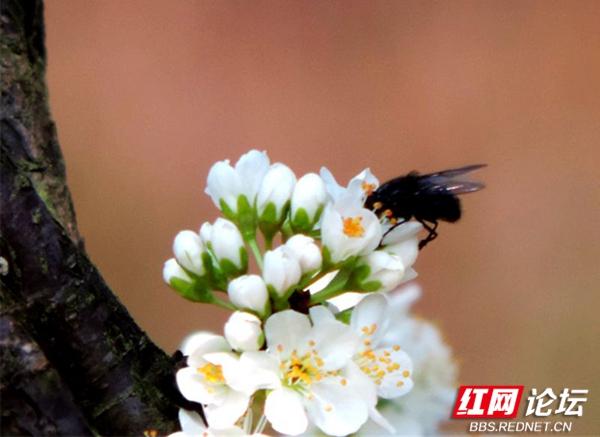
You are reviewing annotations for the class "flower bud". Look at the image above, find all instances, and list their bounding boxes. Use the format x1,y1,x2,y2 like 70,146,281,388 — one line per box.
203,218,248,276
355,250,405,292
163,258,211,302
224,311,264,352
205,150,270,216
173,230,205,276
227,274,270,316
263,246,302,298
284,234,322,274
163,258,192,286
290,173,328,232
257,163,296,235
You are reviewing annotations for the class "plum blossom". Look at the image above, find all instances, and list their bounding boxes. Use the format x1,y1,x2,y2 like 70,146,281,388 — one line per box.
321,196,382,264
217,310,375,436
175,333,250,429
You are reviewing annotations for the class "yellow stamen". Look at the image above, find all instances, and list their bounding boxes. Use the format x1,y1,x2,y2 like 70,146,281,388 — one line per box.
343,216,365,238
362,182,376,196
402,370,410,378
197,363,224,384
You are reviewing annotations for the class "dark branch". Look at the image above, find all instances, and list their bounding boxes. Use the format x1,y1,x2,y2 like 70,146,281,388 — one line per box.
1,0,179,434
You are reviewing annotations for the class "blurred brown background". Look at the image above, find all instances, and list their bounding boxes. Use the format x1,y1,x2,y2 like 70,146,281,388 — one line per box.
44,1,599,434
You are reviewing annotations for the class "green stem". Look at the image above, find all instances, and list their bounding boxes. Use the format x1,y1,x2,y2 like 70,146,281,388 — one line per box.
264,233,274,250
309,267,353,304
248,238,264,270
209,295,237,311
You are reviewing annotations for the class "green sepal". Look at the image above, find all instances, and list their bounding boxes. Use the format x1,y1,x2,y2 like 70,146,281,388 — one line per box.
169,277,213,303
218,247,248,278
219,198,237,221
259,201,289,242
321,246,333,271
290,207,311,233
201,251,227,291
346,261,383,292
257,331,265,349
236,195,257,242
335,308,352,324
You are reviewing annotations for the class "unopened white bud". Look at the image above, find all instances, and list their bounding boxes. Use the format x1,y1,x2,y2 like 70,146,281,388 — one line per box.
359,251,405,292
163,258,192,286
224,311,264,352
263,246,302,298
290,173,328,232
257,163,296,221
173,230,205,275
285,234,322,274
227,274,270,316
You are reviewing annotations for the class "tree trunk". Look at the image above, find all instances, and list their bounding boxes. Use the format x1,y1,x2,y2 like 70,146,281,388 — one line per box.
1,1,179,434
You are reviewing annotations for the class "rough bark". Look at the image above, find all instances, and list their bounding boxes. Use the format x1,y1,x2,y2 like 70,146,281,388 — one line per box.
1,1,179,434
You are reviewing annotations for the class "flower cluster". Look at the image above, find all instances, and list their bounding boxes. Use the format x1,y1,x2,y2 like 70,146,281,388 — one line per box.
163,150,455,436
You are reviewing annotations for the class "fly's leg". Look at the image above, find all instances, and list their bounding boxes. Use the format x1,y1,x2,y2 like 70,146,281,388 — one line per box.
382,218,408,240
417,220,438,249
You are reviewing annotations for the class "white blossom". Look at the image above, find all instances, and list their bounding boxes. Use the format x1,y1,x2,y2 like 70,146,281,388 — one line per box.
320,167,379,207
168,409,248,437
262,246,302,299
359,285,457,436
223,310,374,436
321,196,382,264
290,173,328,232
173,230,206,276
176,334,250,429
284,234,322,274
224,311,264,352
205,149,270,215
227,274,270,317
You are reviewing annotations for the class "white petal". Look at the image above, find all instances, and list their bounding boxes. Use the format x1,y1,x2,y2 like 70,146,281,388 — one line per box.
382,221,423,246
326,291,365,312
342,362,378,407
265,310,311,359
176,367,225,404
307,379,369,436
186,335,231,367
235,149,270,200
204,389,250,429
309,305,336,325
265,388,308,436
351,294,390,347
302,322,359,371
319,166,346,201
208,351,281,395
205,160,241,210
178,409,207,435
179,332,228,358
375,348,414,399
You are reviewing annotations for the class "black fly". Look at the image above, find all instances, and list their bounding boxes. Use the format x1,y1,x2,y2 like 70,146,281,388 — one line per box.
364,164,486,249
